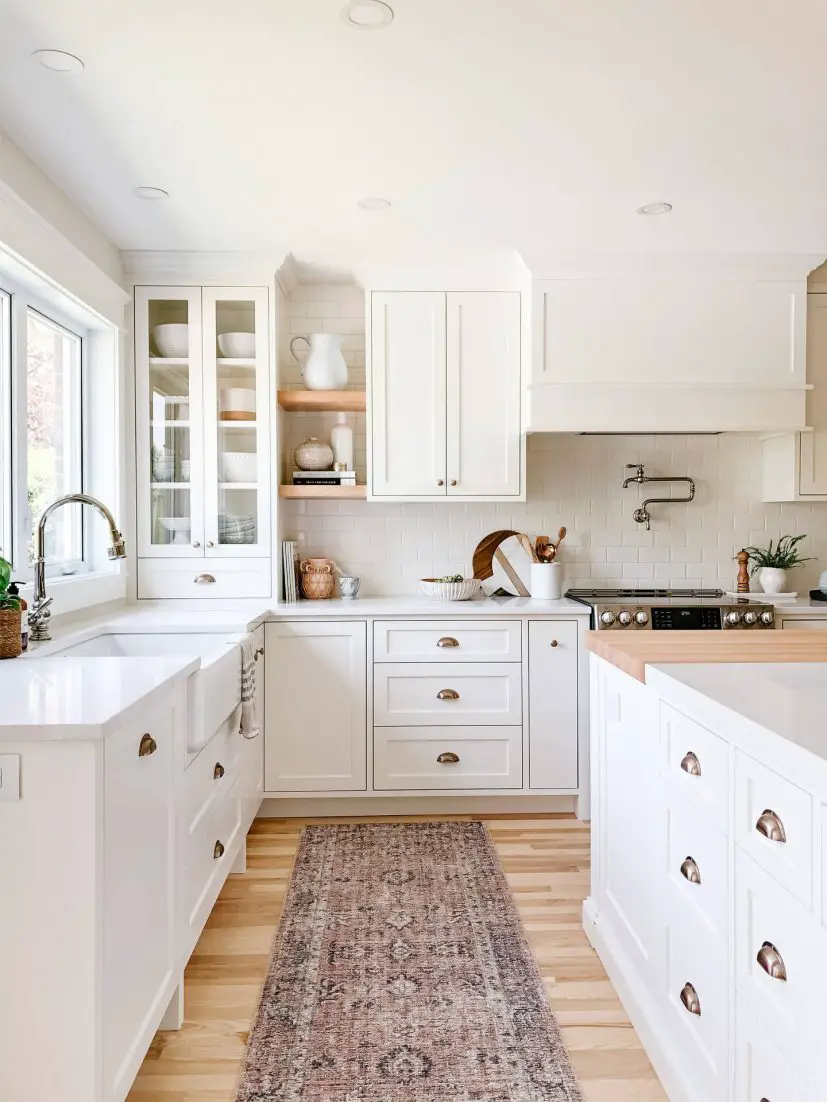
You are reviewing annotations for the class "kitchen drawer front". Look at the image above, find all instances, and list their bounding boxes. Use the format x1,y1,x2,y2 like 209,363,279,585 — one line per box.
138,557,272,599
735,998,816,1102
665,789,728,937
374,726,522,790
735,749,813,909
662,703,729,829
664,905,729,1101
184,707,242,835
735,848,827,1076
374,620,521,663
374,663,522,726
184,781,242,936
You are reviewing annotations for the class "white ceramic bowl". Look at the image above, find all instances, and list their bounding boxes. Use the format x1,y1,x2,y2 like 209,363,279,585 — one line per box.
153,324,189,358
160,517,191,533
219,387,256,413
420,578,482,602
220,452,258,482
218,332,256,358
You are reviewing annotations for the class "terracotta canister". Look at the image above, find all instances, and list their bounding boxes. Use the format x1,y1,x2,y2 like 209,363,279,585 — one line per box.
300,560,335,600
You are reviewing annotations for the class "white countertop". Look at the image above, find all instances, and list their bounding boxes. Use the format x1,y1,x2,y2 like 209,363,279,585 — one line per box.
647,661,827,767
0,656,199,739
266,595,591,618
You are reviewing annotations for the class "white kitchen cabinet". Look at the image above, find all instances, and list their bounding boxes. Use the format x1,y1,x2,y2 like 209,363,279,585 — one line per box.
779,616,827,629
370,290,522,499
528,620,578,789
264,621,367,792
135,285,271,596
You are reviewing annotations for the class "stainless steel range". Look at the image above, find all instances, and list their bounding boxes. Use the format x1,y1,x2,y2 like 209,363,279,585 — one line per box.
566,588,776,630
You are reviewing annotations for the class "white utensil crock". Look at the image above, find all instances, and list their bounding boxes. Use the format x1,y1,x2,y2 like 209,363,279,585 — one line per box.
289,333,348,390
530,562,562,600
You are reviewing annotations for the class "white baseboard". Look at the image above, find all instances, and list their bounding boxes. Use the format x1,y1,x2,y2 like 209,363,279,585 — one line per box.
257,794,577,818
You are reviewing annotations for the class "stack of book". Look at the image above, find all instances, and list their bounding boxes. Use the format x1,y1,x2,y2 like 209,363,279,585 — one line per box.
281,540,300,602
292,470,357,487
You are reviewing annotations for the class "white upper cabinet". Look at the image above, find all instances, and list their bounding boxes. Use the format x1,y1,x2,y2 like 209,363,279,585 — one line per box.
370,290,523,500
763,290,827,500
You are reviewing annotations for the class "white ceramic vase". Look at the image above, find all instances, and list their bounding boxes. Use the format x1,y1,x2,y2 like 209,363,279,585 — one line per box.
758,566,787,594
289,333,348,390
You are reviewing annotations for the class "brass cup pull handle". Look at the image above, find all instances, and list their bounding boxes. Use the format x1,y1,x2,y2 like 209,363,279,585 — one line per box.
756,809,787,844
680,751,702,777
680,857,702,885
138,733,157,758
214,762,225,781
757,941,787,982
437,689,460,700
214,840,225,860
437,752,460,764
195,573,217,584
680,982,701,1016
437,637,459,648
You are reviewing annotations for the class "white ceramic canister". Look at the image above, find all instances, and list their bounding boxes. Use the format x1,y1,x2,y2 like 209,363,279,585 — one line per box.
289,333,348,390
330,413,354,469
530,562,562,600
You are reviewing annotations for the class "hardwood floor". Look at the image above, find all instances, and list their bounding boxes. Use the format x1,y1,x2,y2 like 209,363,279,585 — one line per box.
127,815,666,1102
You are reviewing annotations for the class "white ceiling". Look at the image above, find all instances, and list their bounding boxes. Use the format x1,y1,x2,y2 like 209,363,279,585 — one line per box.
1,0,827,264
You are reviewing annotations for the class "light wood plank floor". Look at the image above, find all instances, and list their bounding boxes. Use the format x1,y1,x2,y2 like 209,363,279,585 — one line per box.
127,815,666,1102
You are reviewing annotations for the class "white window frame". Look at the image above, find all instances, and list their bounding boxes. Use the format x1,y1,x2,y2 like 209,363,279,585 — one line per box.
0,288,11,562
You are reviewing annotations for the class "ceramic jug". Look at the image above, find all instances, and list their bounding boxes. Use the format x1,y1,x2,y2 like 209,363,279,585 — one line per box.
289,333,348,390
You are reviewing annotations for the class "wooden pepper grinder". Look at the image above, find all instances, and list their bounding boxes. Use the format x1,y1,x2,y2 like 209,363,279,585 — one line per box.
736,549,750,594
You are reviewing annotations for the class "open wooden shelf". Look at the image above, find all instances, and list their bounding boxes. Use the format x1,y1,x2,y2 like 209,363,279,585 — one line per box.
278,389,366,413
279,484,367,500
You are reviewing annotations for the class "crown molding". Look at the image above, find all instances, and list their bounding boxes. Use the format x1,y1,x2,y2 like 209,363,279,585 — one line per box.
122,250,280,285
522,251,827,283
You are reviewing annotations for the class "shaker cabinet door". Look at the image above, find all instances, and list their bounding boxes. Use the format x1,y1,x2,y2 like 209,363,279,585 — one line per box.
446,292,521,496
528,620,578,789
370,291,447,496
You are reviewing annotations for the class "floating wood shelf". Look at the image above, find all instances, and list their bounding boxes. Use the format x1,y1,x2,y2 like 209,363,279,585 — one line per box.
279,484,367,500
278,389,366,413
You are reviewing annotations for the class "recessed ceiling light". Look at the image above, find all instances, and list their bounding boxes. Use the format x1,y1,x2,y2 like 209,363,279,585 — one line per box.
32,49,84,73
134,186,170,201
341,1,394,30
637,201,673,216
357,196,391,210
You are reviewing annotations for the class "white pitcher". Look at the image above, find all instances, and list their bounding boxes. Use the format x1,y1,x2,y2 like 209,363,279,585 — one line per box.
289,333,348,390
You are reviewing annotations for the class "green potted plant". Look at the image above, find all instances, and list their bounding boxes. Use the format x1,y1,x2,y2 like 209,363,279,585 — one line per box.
743,534,812,595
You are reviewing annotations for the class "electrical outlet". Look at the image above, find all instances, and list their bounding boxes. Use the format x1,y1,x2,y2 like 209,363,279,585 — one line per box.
0,754,21,800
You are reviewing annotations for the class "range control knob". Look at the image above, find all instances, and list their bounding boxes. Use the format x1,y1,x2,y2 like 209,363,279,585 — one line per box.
617,610,633,626
760,610,775,626
725,610,742,626
600,610,616,626
634,610,650,625
743,611,758,626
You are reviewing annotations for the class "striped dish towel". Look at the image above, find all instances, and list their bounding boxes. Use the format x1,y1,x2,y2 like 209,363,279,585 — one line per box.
240,642,260,739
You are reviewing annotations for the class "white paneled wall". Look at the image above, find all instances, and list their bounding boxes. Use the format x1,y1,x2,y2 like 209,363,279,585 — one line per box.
282,432,827,595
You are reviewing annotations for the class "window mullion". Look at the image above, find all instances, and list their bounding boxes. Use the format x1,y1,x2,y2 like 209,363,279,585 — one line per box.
11,294,30,579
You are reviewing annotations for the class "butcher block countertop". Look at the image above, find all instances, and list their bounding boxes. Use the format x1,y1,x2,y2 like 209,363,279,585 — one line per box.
586,629,827,683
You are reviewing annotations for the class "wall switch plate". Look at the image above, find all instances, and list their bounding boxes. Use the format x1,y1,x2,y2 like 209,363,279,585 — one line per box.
0,754,21,800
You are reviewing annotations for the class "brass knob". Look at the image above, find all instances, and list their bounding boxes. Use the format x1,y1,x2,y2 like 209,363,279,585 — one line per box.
214,762,225,780
437,479,444,486
437,688,460,700
437,637,459,648
756,809,786,844
450,479,457,487
680,983,701,1016
194,573,216,584
550,639,559,648
214,840,225,860
680,751,702,776
680,857,701,885
437,752,460,764
138,733,157,757
757,941,787,982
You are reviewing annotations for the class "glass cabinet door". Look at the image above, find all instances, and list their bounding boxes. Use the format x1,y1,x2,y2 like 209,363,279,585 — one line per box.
202,287,271,557
135,287,204,556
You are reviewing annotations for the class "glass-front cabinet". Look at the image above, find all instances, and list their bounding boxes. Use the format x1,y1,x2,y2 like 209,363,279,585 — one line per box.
135,286,270,560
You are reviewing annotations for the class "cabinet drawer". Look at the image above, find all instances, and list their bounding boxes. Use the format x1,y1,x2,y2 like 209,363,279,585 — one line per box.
666,789,728,937
735,749,813,909
374,726,522,790
662,703,729,829
184,706,242,835
374,663,522,726
735,849,827,1077
138,557,272,599
735,998,816,1102
185,782,242,932
373,620,521,662
665,906,729,1101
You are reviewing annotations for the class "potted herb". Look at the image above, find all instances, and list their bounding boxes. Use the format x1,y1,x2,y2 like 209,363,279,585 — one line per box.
0,552,22,658
743,534,812,594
